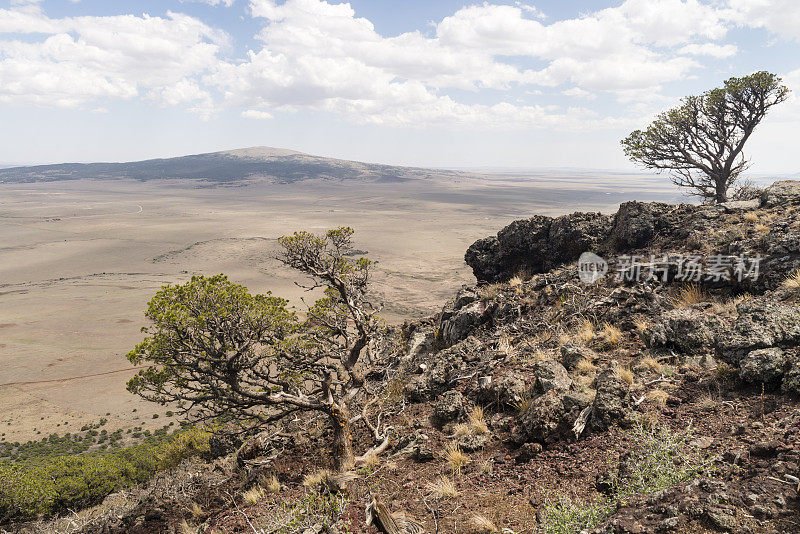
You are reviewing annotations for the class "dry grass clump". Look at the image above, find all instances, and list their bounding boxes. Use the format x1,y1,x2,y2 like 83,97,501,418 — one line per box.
636,356,662,374
575,358,598,376
782,268,800,291
696,394,719,411
577,319,596,344
426,476,459,499
188,502,204,520
179,520,198,534
360,450,381,468
614,365,634,386
672,284,707,308
754,223,771,233
241,486,265,506
598,323,623,348
468,406,489,435
633,317,649,334
302,469,333,488
445,442,469,474
262,474,281,494
508,275,524,288
743,211,760,223
645,389,669,408
466,514,501,533
479,283,502,301
512,393,534,414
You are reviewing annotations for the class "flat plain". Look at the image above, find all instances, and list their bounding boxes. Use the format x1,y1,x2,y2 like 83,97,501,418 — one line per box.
0,172,682,442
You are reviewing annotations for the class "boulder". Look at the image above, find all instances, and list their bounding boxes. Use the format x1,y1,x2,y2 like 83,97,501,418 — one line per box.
560,343,588,370
781,360,800,395
439,301,490,347
496,370,530,410
761,180,800,208
464,236,503,284
609,201,659,251
516,390,592,446
590,368,635,431
716,301,800,364
431,390,466,428
457,433,488,452
739,348,786,385
719,199,760,213
464,211,610,283
650,308,722,354
532,360,572,393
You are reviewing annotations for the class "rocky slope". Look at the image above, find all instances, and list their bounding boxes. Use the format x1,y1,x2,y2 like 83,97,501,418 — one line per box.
12,181,800,534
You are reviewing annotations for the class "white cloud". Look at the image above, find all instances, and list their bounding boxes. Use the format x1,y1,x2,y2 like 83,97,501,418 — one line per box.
0,7,227,108
727,0,800,41
678,42,738,58
1,0,797,131
180,0,236,7
241,109,274,119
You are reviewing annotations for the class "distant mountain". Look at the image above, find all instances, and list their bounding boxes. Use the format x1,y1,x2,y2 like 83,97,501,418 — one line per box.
0,147,448,184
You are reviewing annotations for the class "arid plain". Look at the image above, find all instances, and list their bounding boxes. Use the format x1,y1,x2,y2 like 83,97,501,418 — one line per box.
0,172,681,442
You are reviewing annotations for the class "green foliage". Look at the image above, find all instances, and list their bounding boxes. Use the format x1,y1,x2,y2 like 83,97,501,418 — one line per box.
540,422,714,533
254,491,349,533
0,427,210,523
541,495,611,534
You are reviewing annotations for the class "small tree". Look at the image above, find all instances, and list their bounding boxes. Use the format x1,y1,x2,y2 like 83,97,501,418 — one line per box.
126,227,386,471
622,71,790,203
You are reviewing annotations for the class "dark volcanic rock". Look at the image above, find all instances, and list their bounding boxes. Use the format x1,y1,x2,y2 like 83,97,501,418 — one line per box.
464,212,610,283
431,390,467,428
739,348,786,385
761,180,800,208
590,368,635,431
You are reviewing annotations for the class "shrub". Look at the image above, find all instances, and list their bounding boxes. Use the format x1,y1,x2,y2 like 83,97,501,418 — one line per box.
0,427,210,523
540,494,610,534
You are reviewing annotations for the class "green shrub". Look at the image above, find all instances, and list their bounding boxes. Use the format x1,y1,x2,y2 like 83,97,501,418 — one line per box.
0,427,210,524
541,495,611,534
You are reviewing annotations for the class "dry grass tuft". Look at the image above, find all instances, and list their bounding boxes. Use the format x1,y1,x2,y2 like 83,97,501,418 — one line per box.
508,275,524,287
645,389,669,408
445,442,469,474
577,319,596,344
512,393,534,414
743,211,760,223
479,283,502,301
360,450,381,468
302,469,332,488
466,514,500,533
179,520,198,534
468,406,489,435
754,223,771,234
598,323,623,348
673,284,707,308
782,268,800,291
575,358,598,376
614,365,634,386
188,502,204,520
633,317,649,334
637,356,662,374
426,476,459,499
263,474,281,494
241,486,265,506
696,394,719,410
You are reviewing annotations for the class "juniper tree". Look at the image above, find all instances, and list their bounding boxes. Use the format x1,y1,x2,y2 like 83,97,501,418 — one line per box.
126,227,386,471
622,71,790,203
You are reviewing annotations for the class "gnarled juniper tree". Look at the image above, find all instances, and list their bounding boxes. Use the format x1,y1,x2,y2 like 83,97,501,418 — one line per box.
622,71,789,203
126,227,386,471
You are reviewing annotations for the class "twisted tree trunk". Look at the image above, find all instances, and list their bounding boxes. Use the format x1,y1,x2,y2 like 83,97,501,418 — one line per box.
328,401,355,471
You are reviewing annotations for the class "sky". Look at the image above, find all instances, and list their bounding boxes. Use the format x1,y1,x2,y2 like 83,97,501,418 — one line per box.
1,0,799,173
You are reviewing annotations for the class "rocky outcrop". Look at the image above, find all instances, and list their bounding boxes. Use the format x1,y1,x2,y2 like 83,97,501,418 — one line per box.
465,212,610,283
760,180,800,207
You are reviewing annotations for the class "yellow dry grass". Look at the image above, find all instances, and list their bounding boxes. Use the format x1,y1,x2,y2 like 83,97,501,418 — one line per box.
782,268,800,290
754,223,771,233
645,389,669,408
614,365,634,386
445,442,469,474
466,514,501,533
468,406,490,435
575,358,598,376
577,319,596,343
598,323,623,347
637,356,662,373
673,284,707,308
426,476,459,499
743,211,759,223
241,486,265,506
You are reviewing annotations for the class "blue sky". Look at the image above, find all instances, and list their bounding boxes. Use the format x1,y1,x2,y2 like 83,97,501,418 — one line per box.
1,0,799,173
